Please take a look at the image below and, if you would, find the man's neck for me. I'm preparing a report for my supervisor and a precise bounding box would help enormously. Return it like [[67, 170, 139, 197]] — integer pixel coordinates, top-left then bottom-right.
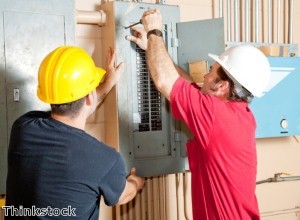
[[51, 113, 86, 130]]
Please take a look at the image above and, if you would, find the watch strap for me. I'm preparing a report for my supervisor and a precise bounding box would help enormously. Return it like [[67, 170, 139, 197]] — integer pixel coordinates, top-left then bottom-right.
[[147, 29, 163, 39]]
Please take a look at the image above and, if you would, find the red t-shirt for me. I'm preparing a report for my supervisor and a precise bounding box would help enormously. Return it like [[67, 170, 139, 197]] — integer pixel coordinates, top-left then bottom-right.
[[170, 77, 260, 220]]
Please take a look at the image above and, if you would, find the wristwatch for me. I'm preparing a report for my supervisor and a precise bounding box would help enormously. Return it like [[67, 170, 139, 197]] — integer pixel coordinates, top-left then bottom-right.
[[147, 29, 163, 39]]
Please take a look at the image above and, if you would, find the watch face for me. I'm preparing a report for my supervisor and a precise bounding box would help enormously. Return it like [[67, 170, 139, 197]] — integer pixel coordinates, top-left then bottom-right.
[[154, 29, 162, 36]]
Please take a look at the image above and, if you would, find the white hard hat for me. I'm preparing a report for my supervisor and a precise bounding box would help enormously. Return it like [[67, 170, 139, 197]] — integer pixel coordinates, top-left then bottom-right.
[[208, 45, 271, 97]]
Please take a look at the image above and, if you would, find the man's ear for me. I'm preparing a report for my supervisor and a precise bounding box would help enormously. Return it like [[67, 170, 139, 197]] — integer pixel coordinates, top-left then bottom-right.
[[210, 80, 228, 91], [213, 80, 230, 98], [85, 93, 93, 106], [219, 80, 230, 91]]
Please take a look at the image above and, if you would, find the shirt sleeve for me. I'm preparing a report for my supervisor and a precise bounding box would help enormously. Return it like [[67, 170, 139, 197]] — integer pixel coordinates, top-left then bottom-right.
[[170, 77, 216, 148], [99, 154, 127, 206]]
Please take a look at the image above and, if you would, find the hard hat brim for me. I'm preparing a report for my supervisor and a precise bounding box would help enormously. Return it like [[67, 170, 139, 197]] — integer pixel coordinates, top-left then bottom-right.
[[97, 67, 106, 83], [208, 53, 245, 95], [208, 53, 234, 82], [208, 53, 223, 68]]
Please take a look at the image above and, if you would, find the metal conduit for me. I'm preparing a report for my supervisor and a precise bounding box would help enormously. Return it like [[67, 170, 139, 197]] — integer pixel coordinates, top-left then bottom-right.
[[289, 0, 294, 44], [183, 172, 191, 220], [268, 0, 273, 43], [227, 0, 231, 41], [255, 0, 260, 42], [261, 207, 300, 218], [256, 173, 300, 185], [76, 10, 107, 26], [234, 0, 239, 41], [277, 0, 281, 43], [224, 0, 294, 45], [219, 0, 223, 17], [245, 0, 250, 42]]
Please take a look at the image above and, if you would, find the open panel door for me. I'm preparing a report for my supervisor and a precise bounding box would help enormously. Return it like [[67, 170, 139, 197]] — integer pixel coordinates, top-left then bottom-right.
[[176, 18, 225, 169]]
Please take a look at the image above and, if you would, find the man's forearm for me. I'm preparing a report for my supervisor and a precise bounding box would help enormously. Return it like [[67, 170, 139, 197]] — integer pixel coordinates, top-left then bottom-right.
[[96, 80, 115, 105], [174, 64, 193, 83], [146, 35, 179, 100], [117, 180, 138, 205]]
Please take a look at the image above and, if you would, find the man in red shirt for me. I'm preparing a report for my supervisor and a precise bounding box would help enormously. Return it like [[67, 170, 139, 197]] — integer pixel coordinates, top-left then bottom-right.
[[126, 9, 271, 220]]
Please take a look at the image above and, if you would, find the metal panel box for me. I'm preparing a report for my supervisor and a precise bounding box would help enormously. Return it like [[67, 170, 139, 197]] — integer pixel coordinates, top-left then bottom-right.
[[250, 57, 300, 138], [100, 1, 185, 177], [0, 0, 75, 194]]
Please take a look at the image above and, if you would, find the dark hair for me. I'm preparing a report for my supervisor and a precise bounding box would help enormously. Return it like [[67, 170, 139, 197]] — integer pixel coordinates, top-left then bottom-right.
[[216, 66, 253, 103], [50, 96, 86, 118]]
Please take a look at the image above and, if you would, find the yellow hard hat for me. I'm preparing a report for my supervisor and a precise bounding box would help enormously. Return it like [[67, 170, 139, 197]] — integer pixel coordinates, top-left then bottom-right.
[[37, 46, 106, 104]]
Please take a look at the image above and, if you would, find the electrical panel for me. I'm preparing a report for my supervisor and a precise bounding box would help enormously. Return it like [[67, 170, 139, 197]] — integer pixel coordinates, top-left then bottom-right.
[[100, 1, 225, 177], [101, 2, 183, 177], [0, 0, 76, 194]]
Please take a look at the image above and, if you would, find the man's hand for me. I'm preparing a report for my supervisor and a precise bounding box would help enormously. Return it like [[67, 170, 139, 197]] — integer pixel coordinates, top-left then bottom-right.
[[127, 167, 145, 190], [117, 167, 145, 205], [125, 26, 148, 50], [104, 47, 124, 86], [96, 47, 124, 105], [141, 9, 163, 32], [125, 9, 163, 50]]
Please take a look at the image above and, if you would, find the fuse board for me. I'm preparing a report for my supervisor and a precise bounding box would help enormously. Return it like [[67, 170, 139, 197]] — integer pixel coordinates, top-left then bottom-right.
[[100, 1, 185, 177]]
